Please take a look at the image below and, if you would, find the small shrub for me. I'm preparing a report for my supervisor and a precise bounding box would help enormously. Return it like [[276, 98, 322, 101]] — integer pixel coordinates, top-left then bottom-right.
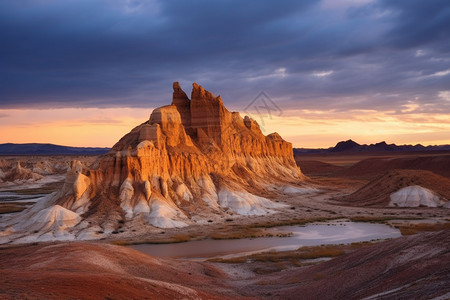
[[111, 240, 129, 246], [170, 235, 191, 243]]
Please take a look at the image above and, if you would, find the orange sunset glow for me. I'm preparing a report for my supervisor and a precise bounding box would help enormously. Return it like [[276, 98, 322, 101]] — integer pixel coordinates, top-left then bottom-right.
[[1, 105, 449, 148], [1, 0, 449, 148]]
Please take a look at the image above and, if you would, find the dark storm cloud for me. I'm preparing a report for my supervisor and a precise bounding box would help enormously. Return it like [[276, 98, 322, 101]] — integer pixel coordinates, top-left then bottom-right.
[[0, 0, 449, 113], [377, 0, 450, 51]]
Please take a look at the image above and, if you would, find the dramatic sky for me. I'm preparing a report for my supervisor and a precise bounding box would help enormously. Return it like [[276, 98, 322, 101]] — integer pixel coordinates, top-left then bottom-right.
[[1, 0, 449, 147]]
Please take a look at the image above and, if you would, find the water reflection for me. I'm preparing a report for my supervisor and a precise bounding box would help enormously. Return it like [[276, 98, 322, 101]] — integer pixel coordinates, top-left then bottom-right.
[[130, 221, 401, 260]]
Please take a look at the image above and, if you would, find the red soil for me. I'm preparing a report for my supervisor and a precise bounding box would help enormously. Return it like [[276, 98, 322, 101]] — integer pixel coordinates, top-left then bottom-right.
[[0, 243, 244, 300], [249, 230, 450, 299], [294, 159, 343, 176], [1, 232, 449, 299]]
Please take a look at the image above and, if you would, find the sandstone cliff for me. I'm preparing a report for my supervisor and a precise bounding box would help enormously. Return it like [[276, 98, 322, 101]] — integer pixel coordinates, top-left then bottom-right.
[[1, 83, 304, 243]]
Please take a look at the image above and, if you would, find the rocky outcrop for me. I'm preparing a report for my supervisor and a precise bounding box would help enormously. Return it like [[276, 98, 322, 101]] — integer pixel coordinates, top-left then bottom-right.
[[1, 82, 304, 242], [0, 158, 75, 185], [2, 162, 43, 182]]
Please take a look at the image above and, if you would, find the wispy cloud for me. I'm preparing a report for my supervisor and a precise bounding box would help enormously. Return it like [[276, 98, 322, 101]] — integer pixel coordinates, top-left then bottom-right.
[[439, 91, 450, 101], [431, 69, 450, 77], [312, 70, 334, 77], [247, 68, 287, 81]]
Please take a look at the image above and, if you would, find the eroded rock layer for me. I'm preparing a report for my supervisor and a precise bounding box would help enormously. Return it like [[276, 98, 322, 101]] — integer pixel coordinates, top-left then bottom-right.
[[1, 82, 304, 242]]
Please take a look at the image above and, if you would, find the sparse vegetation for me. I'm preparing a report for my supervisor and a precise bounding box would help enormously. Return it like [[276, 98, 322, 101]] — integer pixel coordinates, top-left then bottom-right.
[[209, 227, 273, 240], [170, 234, 191, 243], [111, 240, 130, 246], [111, 234, 196, 246], [395, 222, 450, 236], [253, 262, 287, 275], [208, 243, 374, 264], [294, 246, 345, 260], [349, 216, 422, 223], [249, 217, 341, 229]]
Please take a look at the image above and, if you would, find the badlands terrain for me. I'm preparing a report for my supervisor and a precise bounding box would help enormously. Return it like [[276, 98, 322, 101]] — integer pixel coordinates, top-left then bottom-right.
[[0, 83, 449, 299]]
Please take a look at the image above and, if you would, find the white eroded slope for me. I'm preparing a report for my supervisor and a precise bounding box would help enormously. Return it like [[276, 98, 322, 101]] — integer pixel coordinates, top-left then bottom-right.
[[218, 187, 286, 215], [389, 185, 444, 207]]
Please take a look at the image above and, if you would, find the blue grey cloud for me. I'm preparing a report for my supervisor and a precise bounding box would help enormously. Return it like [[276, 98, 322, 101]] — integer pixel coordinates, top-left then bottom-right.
[[0, 0, 449, 113]]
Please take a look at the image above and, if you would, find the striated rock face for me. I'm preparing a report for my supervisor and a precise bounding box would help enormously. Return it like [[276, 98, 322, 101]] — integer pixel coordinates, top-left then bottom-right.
[[1, 83, 304, 242]]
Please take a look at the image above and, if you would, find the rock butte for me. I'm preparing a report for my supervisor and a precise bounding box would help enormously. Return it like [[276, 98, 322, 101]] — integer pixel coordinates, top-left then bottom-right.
[[1, 82, 304, 242]]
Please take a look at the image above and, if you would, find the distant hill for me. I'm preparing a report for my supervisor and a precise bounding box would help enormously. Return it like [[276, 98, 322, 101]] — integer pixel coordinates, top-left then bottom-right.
[[0, 143, 110, 155], [294, 139, 450, 154]]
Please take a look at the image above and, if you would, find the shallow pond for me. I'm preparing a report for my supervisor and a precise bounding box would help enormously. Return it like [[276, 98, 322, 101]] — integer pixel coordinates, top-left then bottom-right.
[[130, 221, 401, 260]]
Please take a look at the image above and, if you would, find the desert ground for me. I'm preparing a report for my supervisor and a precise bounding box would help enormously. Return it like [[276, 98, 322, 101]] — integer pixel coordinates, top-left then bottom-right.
[[1, 150, 449, 299], [2, 0, 450, 297]]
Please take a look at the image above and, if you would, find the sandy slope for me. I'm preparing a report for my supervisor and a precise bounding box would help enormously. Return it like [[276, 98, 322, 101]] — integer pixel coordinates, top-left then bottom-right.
[[240, 230, 450, 299], [337, 169, 450, 207], [293, 159, 343, 176], [0, 242, 244, 300]]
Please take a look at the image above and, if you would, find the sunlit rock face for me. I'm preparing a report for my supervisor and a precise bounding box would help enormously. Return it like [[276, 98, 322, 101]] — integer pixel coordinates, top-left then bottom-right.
[[0, 82, 304, 242]]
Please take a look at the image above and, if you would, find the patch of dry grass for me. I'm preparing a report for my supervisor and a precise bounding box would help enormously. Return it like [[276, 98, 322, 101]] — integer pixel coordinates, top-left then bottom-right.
[[112, 234, 196, 246], [249, 217, 340, 228], [349, 241, 373, 248], [396, 222, 450, 235], [208, 226, 282, 240], [170, 234, 191, 243], [110, 240, 130, 246], [350, 216, 422, 223], [253, 262, 287, 275], [294, 246, 345, 260], [210, 243, 376, 276], [209, 244, 356, 264]]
